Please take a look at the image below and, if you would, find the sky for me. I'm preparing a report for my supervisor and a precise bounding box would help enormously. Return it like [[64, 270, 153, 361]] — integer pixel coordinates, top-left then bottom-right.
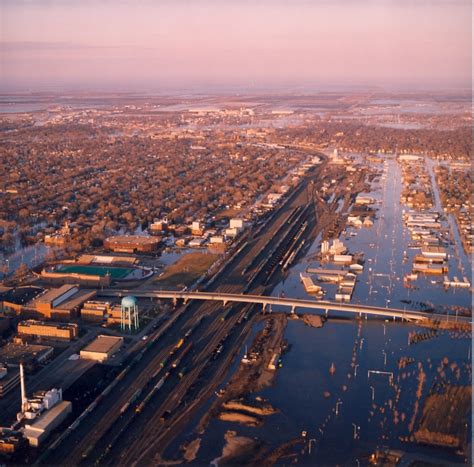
[[0, 0, 471, 92]]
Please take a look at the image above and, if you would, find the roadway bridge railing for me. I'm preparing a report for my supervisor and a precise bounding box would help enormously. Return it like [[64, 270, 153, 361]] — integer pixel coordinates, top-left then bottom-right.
[[100, 290, 471, 323]]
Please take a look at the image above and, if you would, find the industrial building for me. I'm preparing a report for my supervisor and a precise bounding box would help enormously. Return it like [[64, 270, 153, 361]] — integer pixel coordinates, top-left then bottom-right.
[[17, 372, 72, 448], [0, 428, 24, 454], [40, 268, 112, 287], [0, 365, 20, 398], [23, 401, 72, 447], [18, 320, 78, 341], [81, 300, 112, 322], [0, 342, 53, 370], [80, 335, 123, 362], [27, 285, 96, 320], [104, 235, 161, 253]]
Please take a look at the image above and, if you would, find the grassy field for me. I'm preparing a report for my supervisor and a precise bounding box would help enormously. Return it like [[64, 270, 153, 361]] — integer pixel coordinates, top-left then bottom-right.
[[155, 252, 219, 288], [57, 264, 133, 279]]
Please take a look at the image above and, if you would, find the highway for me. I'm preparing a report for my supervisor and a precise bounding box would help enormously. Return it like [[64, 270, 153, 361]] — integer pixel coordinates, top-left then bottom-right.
[[99, 290, 473, 323]]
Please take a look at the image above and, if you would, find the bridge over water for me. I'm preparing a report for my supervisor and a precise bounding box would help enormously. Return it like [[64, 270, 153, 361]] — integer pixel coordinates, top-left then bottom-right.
[[101, 290, 471, 323]]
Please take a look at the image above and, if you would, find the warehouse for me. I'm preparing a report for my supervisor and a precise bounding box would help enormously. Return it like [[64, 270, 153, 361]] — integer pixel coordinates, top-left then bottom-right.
[[80, 335, 123, 362]]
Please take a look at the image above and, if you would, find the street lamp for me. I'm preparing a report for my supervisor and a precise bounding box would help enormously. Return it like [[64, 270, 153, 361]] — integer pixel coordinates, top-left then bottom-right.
[[354, 364, 359, 377], [360, 338, 365, 351], [352, 423, 358, 439], [370, 385, 375, 401], [382, 350, 387, 366], [336, 400, 343, 416]]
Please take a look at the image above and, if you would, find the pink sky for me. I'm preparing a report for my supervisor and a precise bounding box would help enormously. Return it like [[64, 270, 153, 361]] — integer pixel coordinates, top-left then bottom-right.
[[0, 1, 471, 91]]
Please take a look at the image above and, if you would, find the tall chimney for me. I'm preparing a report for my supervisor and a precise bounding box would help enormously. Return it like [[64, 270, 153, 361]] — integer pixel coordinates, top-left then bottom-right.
[[20, 363, 27, 412]]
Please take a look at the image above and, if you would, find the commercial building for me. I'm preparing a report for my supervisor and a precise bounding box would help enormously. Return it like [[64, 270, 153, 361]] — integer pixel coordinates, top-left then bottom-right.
[[80, 335, 123, 362], [18, 320, 78, 341], [104, 235, 161, 253], [23, 400, 72, 447]]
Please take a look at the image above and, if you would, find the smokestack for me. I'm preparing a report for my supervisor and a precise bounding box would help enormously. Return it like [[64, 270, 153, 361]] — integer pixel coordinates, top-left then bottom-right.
[[20, 363, 27, 412]]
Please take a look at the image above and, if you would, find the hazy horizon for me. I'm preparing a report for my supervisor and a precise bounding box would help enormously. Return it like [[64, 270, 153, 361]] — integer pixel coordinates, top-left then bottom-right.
[[0, 0, 472, 92]]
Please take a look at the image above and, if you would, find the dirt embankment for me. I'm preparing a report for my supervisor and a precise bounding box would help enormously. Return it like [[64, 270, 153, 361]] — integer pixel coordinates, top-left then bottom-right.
[[196, 313, 287, 433], [211, 430, 266, 466], [222, 400, 277, 416], [217, 412, 261, 426], [417, 319, 472, 332], [290, 313, 325, 328]]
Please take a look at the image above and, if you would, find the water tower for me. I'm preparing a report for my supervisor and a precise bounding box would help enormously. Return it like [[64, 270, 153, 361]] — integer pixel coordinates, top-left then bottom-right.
[[121, 296, 139, 332]]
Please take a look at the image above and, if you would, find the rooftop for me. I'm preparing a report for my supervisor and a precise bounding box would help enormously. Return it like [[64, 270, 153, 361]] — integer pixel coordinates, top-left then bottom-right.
[[105, 235, 160, 245], [25, 400, 72, 431], [81, 335, 123, 354], [35, 285, 78, 305]]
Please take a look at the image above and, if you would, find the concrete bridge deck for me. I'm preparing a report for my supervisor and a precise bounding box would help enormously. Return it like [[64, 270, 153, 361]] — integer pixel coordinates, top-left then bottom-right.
[[101, 290, 471, 323]]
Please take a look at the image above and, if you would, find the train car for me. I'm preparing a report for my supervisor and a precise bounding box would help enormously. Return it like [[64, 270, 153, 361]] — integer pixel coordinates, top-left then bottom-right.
[[172, 343, 193, 369], [221, 309, 231, 321], [82, 443, 95, 459], [120, 401, 130, 415]]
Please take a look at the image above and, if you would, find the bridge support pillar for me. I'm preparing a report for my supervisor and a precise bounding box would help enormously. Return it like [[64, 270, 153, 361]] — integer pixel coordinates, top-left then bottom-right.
[[325, 309, 328, 317], [291, 306, 295, 314], [223, 300, 228, 307], [172, 297, 177, 307], [262, 303, 266, 314]]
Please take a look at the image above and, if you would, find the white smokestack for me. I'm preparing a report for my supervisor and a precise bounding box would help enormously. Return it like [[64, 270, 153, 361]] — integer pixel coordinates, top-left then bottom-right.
[[20, 363, 27, 412]]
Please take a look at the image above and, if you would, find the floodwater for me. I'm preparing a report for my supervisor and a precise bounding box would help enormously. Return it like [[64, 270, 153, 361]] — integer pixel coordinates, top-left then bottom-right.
[[188, 155, 472, 465]]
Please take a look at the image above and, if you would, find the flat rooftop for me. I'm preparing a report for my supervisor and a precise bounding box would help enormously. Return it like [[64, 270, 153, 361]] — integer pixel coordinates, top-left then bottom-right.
[[54, 290, 97, 311], [105, 235, 160, 245], [81, 335, 123, 354], [0, 343, 53, 365], [26, 400, 72, 431], [0, 286, 44, 305], [35, 284, 78, 305]]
